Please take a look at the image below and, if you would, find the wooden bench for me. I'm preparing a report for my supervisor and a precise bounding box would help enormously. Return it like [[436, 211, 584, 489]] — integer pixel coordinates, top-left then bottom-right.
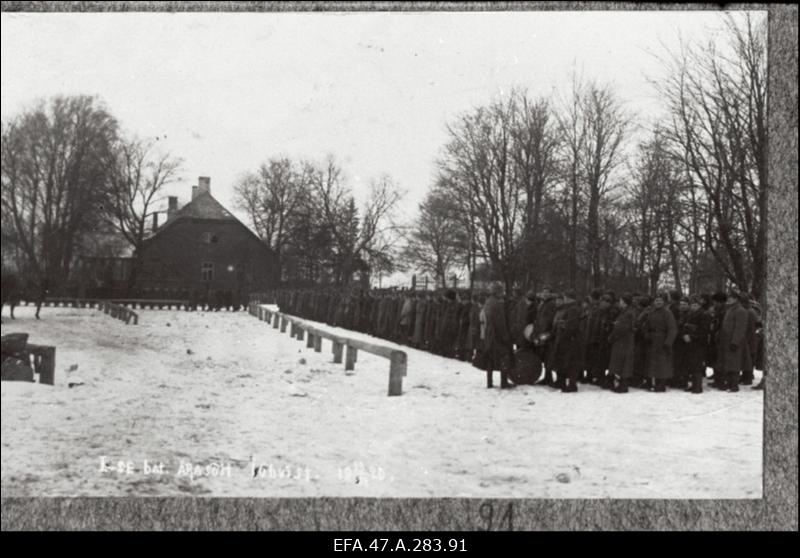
[[101, 301, 139, 325], [249, 303, 407, 396]]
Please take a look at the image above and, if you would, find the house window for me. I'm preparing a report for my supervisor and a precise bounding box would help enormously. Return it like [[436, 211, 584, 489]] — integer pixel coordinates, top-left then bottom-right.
[[201, 261, 214, 281], [201, 232, 219, 244]]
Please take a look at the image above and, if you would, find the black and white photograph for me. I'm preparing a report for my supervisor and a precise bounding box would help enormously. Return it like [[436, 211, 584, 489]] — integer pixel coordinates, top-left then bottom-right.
[[1, 7, 775, 504]]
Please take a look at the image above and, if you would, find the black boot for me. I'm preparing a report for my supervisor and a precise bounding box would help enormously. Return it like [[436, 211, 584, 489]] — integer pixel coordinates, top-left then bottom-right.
[[561, 377, 578, 393], [612, 376, 628, 393], [726, 372, 740, 392], [500, 370, 513, 389]]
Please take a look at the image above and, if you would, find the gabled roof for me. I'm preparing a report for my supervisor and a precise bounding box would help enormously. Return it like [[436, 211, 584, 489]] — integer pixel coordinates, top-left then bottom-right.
[[162, 190, 237, 225], [144, 191, 272, 254]]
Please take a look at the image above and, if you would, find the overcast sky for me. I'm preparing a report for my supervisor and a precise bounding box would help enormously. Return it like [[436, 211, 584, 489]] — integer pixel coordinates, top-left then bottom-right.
[[1, 10, 764, 226]]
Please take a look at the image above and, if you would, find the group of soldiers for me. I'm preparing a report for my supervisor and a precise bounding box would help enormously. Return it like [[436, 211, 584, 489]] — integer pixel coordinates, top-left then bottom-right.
[[272, 283, 765, 394]]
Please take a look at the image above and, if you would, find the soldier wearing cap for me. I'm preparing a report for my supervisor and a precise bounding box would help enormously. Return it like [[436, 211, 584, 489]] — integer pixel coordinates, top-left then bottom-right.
[[534, 285, 558, 385], [483, 282, 513, 389], [642, 292, 678, 392], [716, 291, 750, 392], [551, 290, 583, 392], [608, 293, 637, 393], [682, 295, 713, 393]]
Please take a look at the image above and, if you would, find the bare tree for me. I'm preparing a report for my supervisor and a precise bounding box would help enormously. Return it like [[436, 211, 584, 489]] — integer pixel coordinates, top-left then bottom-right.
[[103, 135, 182, 290], [308, 156, 404, 286], [656, 13, 768, 299], [580, 82, 630, 288], [402, 184, 468, 288], [439, 96, 524, 291], [623, 130, 684, 294], [233, 157, 311, 280], [1, 95, 119, 289], [509, 89, 562, 287]]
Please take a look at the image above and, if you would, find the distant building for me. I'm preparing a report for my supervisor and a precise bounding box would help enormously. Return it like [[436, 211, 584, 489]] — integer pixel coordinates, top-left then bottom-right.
[[135, 176, 277, 298]]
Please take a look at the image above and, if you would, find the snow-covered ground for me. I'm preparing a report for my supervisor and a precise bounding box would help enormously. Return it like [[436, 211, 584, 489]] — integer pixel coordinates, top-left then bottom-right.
[[1, 304, 762, 498]]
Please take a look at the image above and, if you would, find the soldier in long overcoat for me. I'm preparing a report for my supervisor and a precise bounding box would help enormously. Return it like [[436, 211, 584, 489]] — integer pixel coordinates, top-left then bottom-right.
[[608, 294, 637, 392], [483, 283, 513, 389], [671, 296, 691, 389], [716, 292, 750, 392], [739, 297, 759, 385], [642, 293, 678, 391], [682, 296, 713, 393], [437, 291, 460, 357], [424, 294, 440, 352], [399, 293, 416, 344], [467, 293, 483, 366], [412, 292, 427, 348], [551, 291, 583, 392], [534, 287, 559, 385]]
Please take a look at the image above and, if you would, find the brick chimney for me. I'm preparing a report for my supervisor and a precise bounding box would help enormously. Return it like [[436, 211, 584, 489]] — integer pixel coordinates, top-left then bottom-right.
[[167, 196, 178, 219], [152, 212, 160, 232], [198, 176, 211, 195]]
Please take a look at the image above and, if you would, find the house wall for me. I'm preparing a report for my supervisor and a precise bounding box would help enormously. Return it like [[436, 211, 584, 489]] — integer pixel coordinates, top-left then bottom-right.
[[137, 218, 277, 296]]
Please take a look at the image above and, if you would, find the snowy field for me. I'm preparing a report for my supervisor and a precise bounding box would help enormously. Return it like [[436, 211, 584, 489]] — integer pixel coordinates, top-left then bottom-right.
[[1, 304, 762, 498]]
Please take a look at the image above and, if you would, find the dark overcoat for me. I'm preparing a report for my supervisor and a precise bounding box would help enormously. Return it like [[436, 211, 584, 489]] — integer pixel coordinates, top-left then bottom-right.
[[608, 305, 637, 378], [483, 295, 512, 366], [682, 309, 712, 376], [412, 299, 427, 345], [643, 306, 678, 379], [716, 302, 749, 372], [551, 301, 583, 373]]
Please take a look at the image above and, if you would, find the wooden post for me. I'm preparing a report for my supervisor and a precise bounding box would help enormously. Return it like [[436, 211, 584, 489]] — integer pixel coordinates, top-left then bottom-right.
[[132, 313, 139, 325], [306, 332, 315, 348], [332, 341, 343, 364], [28, 345, 55, 386], [297, 327, 304, 341], [273, 314, 280, 329], [280, 317, 287, 333], [388, 351, 407, 396], [345, 345, 357, 371], [314, 335, 322, 352]]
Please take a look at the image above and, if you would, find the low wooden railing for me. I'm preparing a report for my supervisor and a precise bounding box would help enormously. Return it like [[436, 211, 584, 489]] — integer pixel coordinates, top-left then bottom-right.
[[101, 301, 139, 325], [248, 303, 407, 397], [25, 297, 191, 310]]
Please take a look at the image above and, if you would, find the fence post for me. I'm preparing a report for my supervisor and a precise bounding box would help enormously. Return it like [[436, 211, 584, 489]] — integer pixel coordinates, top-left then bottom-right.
[[307, 332, 315, 349], [273, 314, 280, 329], [332, 341, 343, 364], [314, 335, 322, 352], [345, 345, 357, 371], [38, 347, 56, 386], [388, 351, 407, 396], [297, 327, 304, 341], [280, 317, 288, 333]]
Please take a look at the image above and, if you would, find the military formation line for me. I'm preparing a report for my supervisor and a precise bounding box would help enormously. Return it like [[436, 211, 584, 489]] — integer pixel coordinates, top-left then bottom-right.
[[264, 284, 764, 394]]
